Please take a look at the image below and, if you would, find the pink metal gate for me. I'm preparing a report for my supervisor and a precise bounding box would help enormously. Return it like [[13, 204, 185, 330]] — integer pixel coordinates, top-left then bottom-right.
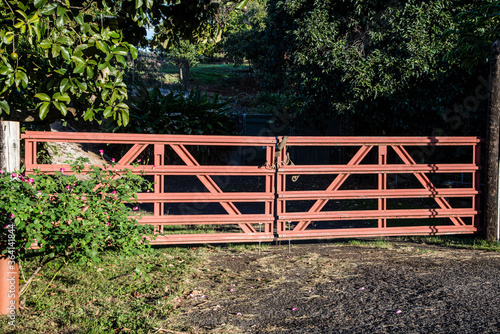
[[22, 132, 275, 244], [22, 132, 481, 244], [275, 136, 481, 240]]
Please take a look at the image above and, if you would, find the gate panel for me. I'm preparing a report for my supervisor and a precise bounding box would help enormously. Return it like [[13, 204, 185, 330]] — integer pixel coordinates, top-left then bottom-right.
[[22, 132, 276, 244], [276, 137, 481, 240]]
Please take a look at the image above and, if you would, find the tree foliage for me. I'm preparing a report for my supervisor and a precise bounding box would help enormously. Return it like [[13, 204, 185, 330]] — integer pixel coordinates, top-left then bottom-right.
[[0, 0, 219, 125], [259, 0, 498, 135]]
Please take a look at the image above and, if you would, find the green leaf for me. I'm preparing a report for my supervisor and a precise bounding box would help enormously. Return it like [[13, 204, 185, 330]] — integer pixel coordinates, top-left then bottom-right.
[[15, 10, 28, 21], [73, 63, 86, 74], [55, 36, 73, 45], [28, 13, 39, 24], [121, 109, 130, 126], [56, 15, 65, 28], [60, 47, 70, 60], [86, 66, 94, 78], [135, 0, 143, 10], [34, 93, 51, 102], [0, 100, 10, 114], [103, 106, 113, 117], [98, 62, 109, 71], [115, 55, 126, 67], [96, 40, 109, 53], [38, 102, 50, 119], [112, 46, 129, 56], [74, 13, 84, 26], [39, 39, 52, 49], [19, 71, 28, 88], [51, 43, 61, 58], [0, 67, 12, 75], [52, 101, 67, 116], [73, 44, 88, 56], [60, 78, 69, 92], [34, 0, 47, 8], [13, 21, 25, 29], [40, 3, 57, 15], [129, 46, 138, 59], [53, 92, 71, 102], [74, 79, 87, 91], [71, 56, 85, 64]]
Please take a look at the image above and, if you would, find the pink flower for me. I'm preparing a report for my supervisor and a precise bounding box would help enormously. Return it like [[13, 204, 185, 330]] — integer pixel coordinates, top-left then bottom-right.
[[396, 310, 402, 314], [39, 212, 43, 215], [292, 307, 298, 311], [4, 225, 8, 228], [0, 169, 3, 174], [66, 185, 71, 190], [60, 168, 65, 173], [359, 287, 365, 290], [106, 222, 110, 226], [231, 284, 235, 286], [229, 289, 233, 292], [111, 190, 117, 195], [137, 159, 141, 162], [10, 213, 14, 218], [104, 212, 107, 214], [133, 206, 138, 211], [250, 287, 254, 289], [111, 158, 115, 162], [11, 173, 17, 178], [99, 149, 104, 154], [28, 178, 34, 184], [236, 312, 242, 316]]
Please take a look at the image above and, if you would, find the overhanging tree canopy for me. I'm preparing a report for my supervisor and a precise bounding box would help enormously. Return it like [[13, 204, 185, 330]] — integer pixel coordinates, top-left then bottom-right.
[[0, 0, 220, 125]]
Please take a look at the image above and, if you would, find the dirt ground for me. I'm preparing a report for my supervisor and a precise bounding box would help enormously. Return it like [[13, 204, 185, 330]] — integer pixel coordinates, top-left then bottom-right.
[[172, 241, 500, 334]]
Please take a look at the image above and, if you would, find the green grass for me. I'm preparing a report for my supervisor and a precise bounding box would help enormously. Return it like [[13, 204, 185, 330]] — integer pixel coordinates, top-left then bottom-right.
[[1, 247, 206, 333], [397, 235, 500, 252], [161, 63, 250, 87], [341, 235, 500, 252]]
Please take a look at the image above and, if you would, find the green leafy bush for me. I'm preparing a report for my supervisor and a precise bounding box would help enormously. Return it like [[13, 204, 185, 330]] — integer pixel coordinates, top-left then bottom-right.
[[0, 157, 154, 294], [125, 86, 234, 135]]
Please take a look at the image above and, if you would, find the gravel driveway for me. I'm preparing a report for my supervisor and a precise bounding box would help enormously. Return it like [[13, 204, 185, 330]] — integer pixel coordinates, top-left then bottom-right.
[[172, 241, 500, 334]]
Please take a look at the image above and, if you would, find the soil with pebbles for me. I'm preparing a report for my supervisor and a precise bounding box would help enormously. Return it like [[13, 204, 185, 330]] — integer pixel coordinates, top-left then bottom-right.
[[173, 241, 500, 333]]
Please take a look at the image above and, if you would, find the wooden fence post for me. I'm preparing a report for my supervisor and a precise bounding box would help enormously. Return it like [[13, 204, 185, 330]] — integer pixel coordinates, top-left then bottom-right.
[[0, 120, 20, 317], [485, 40, 500, 243]]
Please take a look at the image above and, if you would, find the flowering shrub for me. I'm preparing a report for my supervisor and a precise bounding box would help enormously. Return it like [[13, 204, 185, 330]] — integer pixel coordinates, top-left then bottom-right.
[[0, 157, 154, 270]]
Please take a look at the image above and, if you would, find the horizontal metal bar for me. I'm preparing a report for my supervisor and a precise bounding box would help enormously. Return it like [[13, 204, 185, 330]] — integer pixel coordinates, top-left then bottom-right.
[[278, 188, 479, 200], [25, 164, 274, 175], [276, 225, 477, 239], [137, 192, 274, 202], [148, 233, 274, 245], [278, 164, 479, 174], [283, 136, 481, 146], [279, 208, 478, 221], [139, 214, 274, 225], [22, 132, 276, 146]]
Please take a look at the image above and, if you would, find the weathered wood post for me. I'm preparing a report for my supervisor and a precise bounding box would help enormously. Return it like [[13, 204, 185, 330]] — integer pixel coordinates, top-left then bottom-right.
[[485, 40, 500, 243], [0, 120, 20, 318]]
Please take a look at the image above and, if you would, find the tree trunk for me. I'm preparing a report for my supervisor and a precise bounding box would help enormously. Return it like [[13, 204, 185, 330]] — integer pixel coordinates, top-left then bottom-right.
[[485, 40, 500, 242], [179, 62, 190, 91]]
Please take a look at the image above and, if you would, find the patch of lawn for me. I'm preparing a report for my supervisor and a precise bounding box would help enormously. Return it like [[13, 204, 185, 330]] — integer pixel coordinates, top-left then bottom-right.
[[0, 247, 205, 333]]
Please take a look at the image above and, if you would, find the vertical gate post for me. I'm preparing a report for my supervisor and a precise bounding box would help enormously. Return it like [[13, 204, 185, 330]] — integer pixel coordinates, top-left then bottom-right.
[[0, 120, 20, 316], [154, 144, 165, 234], [485, 40, 500, 243], [378, 145, 387, 228]]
